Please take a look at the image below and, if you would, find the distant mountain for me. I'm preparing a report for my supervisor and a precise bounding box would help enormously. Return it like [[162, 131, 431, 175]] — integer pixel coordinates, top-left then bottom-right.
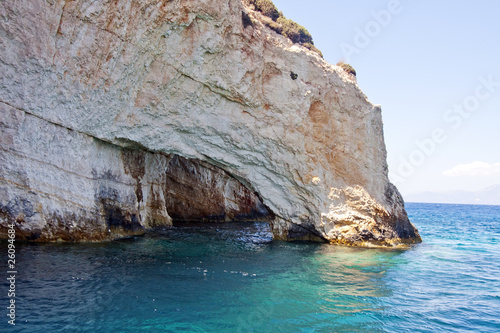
[[405, 185, 500, 206]]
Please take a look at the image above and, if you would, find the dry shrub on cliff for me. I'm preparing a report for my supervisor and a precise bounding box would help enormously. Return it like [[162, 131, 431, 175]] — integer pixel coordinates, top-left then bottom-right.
[[260, 15, 282, 34], [302, 43, 323, 58], [276, 16, 313, 45], [336, 61, 357, 76], [243, 0, 321, 57]]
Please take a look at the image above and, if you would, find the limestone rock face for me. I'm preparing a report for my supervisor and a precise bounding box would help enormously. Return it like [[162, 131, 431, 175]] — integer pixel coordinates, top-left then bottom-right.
[[0, 104, 268, 241], [0, 0, 421, 246]]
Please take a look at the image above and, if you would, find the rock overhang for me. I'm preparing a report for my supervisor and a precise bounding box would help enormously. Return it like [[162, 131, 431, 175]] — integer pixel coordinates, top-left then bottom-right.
[[0, 0, 421, 246]]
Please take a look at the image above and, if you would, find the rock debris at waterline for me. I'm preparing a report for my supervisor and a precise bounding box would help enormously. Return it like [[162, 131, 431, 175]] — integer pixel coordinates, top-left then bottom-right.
[[0, 0, 421, 246]]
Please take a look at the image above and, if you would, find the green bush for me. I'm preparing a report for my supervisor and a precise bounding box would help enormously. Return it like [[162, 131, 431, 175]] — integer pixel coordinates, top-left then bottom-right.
[[256, 0, 280, 20], [298, 26, 313, 45], [276, 17, 312, 45], [244, 0, 321, 57], [276, 16, 299, 43], [337, 62, 357, 76], [245, 0, 280, 20]]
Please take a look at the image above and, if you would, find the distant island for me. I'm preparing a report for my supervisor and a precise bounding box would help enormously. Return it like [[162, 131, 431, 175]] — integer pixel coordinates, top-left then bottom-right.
[[405, 185, 500, 206]]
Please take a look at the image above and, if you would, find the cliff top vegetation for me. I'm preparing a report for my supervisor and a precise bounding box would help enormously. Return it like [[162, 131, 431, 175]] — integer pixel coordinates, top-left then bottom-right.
[[243, 0, 323, 57]]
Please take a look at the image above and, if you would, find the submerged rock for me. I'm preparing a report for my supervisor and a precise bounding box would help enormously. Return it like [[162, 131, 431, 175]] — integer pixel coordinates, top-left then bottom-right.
[[0, 0, 420, 246]]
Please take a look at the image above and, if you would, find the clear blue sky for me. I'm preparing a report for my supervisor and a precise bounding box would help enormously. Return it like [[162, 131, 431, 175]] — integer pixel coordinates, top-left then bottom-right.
[[272, 0, 500, 196]]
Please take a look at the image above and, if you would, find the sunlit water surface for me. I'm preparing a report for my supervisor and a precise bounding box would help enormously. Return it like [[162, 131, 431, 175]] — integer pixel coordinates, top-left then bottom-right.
[[1, 203, 499, 332]]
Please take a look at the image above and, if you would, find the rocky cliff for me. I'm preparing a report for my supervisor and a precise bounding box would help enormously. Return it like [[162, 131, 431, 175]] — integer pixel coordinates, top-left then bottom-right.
[[0, 0, 421, 246]]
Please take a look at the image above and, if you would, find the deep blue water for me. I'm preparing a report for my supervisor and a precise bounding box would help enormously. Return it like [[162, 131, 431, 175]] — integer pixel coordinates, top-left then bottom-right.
[[1, 203, 499, 332]]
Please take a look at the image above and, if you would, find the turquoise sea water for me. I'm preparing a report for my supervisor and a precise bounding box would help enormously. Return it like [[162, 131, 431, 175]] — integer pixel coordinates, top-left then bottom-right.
[[1, 203, 499, 332]]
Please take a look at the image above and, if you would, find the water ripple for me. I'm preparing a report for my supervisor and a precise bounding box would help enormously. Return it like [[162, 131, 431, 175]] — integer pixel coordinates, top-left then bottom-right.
[[1, 205, 499, 332]]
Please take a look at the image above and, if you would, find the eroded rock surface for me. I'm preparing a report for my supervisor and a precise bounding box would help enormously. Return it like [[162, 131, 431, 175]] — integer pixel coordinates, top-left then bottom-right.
[[0, 0, 421, 246], [0, 104, 267, 241]]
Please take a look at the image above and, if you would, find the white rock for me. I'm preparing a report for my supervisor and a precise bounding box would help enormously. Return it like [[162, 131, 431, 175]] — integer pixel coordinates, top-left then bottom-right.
[[0, 0, 420, 246]]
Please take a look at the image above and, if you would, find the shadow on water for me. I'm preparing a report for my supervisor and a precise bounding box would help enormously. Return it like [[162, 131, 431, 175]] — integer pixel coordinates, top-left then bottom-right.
[[1, 221, 409, 333]]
